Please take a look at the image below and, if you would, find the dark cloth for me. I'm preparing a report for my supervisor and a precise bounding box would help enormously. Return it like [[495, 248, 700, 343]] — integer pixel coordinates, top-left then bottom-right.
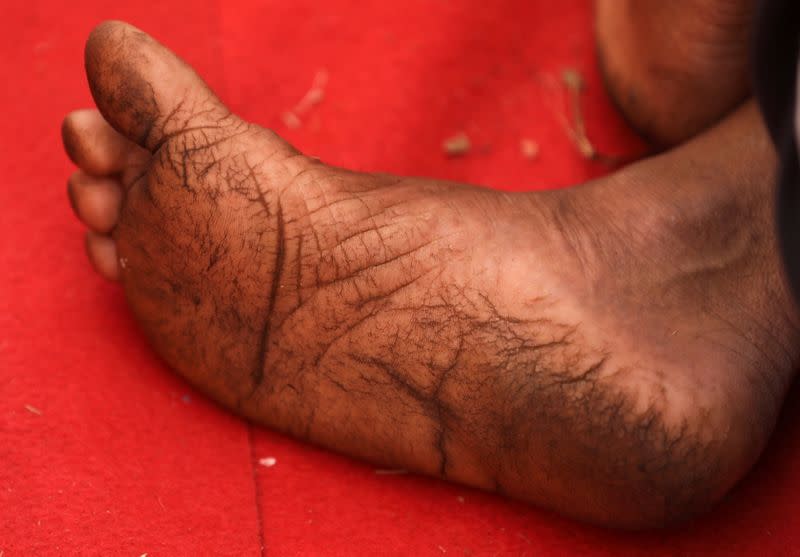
[[754, 0, 800, 298]]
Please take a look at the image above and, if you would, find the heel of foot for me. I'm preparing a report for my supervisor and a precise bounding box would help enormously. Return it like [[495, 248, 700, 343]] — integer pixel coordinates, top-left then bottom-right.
[[595, 0, 752, 146]]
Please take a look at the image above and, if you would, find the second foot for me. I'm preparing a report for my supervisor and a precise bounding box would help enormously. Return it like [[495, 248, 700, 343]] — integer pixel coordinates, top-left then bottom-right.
[[596, 0, 755, 146]]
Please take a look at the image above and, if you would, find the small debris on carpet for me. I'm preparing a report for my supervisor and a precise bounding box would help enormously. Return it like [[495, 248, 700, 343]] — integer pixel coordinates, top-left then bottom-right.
[[520, 138, 539, 160], [282, 111, 302, 129], [560, 68, 621, 165], [456, 496, 465, 503], [140, 553, 148, 557], [282, 69, 328, 129], [443, 133, 471, 157], [259, 457, 277, 468], [561, 68, 593, 159], [561, 68, 583, 92], [374, 469, 408, 475], [438, 545, 447, 553], [24, 404, 42, 416], [119, 257, 128, 269], [181, 393, 192, 404]]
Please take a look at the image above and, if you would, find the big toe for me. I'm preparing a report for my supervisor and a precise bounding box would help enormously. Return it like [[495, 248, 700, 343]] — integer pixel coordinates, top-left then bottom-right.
[[84, 20, 235, 152]]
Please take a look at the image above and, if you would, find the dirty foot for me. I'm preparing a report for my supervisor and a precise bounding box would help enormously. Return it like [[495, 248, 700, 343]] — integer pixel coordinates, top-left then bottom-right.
[[63, 21, 798, 528]]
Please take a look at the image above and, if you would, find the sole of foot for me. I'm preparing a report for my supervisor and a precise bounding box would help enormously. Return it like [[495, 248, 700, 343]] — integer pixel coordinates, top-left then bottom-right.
[[63, 21, 798, 528]]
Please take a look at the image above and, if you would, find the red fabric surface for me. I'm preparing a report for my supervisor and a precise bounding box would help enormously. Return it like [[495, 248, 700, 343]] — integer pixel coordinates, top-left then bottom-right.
[[2, 0, 800, 555]]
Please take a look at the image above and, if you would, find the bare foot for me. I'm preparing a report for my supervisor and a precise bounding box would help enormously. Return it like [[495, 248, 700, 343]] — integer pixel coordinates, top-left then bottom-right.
[[63, 21, 798, 528], [596, 0, 755, 146]]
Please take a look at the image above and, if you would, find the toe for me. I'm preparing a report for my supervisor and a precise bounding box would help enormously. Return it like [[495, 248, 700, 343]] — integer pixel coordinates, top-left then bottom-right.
[[68, 170, 123, 234], [85, 231, 121, 281], [62, 109, 145, 176], [84, 20, 235, 152]]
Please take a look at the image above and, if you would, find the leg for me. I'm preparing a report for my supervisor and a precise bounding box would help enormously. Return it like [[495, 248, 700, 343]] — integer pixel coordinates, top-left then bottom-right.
[[63, 22, 799, 528]]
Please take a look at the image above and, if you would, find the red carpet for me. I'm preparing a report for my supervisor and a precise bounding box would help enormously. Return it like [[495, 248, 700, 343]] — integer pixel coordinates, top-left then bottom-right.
[[3, 1, 800, 555]]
